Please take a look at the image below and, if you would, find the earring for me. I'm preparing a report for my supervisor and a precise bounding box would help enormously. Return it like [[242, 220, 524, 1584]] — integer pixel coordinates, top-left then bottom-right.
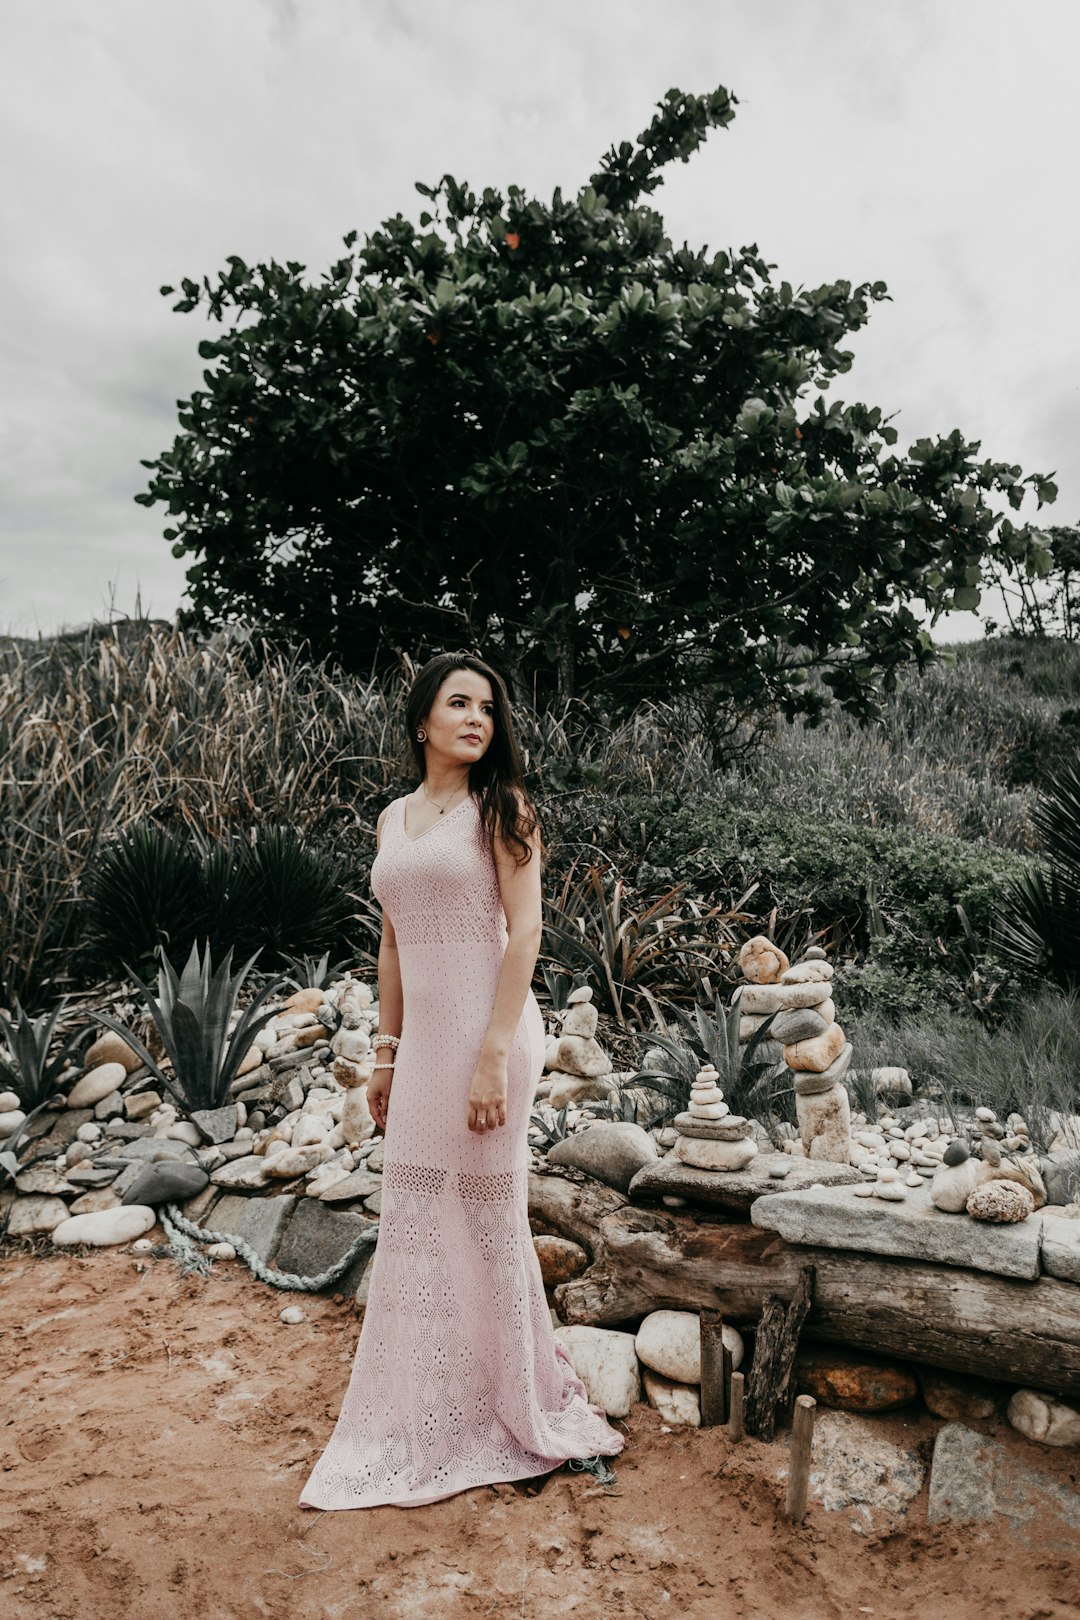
[[416, 729, 426, 741]]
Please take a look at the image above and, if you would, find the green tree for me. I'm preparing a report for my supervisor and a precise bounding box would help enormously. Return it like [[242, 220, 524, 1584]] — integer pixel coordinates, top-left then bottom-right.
[[141, 85, 1055, 719], [987, 523, 1080, 641]]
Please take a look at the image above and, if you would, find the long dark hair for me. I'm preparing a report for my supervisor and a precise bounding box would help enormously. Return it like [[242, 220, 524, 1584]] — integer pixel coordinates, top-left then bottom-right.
[[404, 651, 541, 866]]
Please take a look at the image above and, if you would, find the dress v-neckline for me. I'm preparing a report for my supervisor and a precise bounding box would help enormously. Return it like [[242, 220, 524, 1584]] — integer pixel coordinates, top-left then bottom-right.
[[400, 792, 473, 844]]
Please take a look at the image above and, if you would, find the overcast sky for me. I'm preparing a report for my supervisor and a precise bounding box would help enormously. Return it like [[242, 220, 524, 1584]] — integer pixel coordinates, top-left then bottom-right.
[[1, 0, 1077, 642]]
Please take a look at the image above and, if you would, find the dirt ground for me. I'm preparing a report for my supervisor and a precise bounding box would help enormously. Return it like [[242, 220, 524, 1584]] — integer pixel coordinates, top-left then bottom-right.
[[2, 1236, 1078, 1620]]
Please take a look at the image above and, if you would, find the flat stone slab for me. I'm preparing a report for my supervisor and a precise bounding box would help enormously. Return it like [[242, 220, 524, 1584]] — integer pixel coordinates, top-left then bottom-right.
[[928, 1422, 1080, 1542], [1041, 1215, 1080, 1283], [628, 1152, 860, 1213], [196, 1192, 299, 1262], [318, 1168, 383, 1204], [751, 1181, 1043, 1279], [274, 1199, 377, 1293]]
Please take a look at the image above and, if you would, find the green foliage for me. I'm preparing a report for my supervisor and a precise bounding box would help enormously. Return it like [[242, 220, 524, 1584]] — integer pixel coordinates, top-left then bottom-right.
[[90, 939, 285, 1129], [630, 993, 789, 1133], [143, 86, 1052, 717], [530, 1103, 571, 1147], [0, 999, 92, 1180], [79, 820, 362, 981], [987, 523, 1080, 642], [280, 951, 351, 992]]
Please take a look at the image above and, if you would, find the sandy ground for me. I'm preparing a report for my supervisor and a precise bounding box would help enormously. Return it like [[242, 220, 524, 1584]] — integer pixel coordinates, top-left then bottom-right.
[[2, 1235, 1079, 1620]]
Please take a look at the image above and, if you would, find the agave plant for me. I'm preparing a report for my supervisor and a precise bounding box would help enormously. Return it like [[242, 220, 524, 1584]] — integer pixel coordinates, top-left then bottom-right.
[[89, 938, 286, 1132], [0, 998, 92, 1180], [629, 994, 785, 1128], [530, 1103, 571, 1148], [541, 859, 727, 1031], [280, 951, 352, 992], [996, 754, 1080, 989]]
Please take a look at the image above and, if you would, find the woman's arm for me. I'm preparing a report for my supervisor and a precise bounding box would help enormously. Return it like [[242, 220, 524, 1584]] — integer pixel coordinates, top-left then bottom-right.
[[467, 795, 543, 1132], [369, 805, 403, 1132]]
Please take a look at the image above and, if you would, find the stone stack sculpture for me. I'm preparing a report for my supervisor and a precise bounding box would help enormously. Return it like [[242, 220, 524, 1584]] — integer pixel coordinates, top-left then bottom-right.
[[543, 986, 614, 1109], [668, 1064, 758, 1172], [734, 939, 852, 1165]]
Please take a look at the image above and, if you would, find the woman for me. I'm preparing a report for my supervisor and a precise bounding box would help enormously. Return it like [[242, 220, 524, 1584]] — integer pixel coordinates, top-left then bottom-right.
[[299, 651, 625, 1509]]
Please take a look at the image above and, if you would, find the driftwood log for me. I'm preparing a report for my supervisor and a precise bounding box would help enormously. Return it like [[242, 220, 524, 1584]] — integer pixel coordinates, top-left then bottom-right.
[[743, 1265, 814, 1440], [528, 1170, 1080, 1398]]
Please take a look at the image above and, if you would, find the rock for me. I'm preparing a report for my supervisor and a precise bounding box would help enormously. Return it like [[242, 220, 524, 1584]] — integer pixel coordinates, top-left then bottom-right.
[[671, 1134, 758, 1172], [533, 1235, 590, 1288], [1041, 1212, 1080, 1283], [796, 1082, 851, 1164], [738, 935, 790, 984], [546, 1073, 615, 1110], [7, 1194, 72, 1234], [279, 1304, 307, 1324], [547, 1122, 660, 1193], [943, 1139, 970, 1166], [549, 1034, 613, 1080], [284, 987, 325, 1013], [274, 1200, 377, 1295], [872, 1067, 912, 1101], [635, 1308, 743, 1384], [1007, 1388, 1080, 1448], [780, 960, 834, 985], [84, 1032, 142, 1073], [124, 1090, 163, 1122], [966, 1181, 1035, 1223], [738, 1013, 774, 1041], [930, 1156, 979, 1214], [629, 1152, 859, 1212], [798, 1410, 925, 1526], [67, 1063, 128, 1109], [752, 1181, 1044, 1279], [0, 1090, 21, 1110], [1040, 1150, 1080, 1206], [919, 1368, 1000, 1426], [14, 1164, 75, 1196], [199, 1192, 296, 1260], [784, 1022, 846, 1074], [642, 1368, 701, 1426], [263, 1143, 335, 1179], [795, 1347, 917, 1412], [165, 1121, 204, 1148], [561, 994, 599, 1040], [317, 1168, 383, 1204], [64, 1163, 120, 1188], [792, 1044, 852, 1094], [209, 1154, 273, 1190], [738, 981, 832, 1015], [52, 1205, 157, 1247], [0, 1109, 27, 1139], [119, 1161, 210, 1206], [672, 1112, 737, 1139], [553, 1325, 640, 1418], [68, 1188, 123, 1215], [929, 1422, 1080, 1536], [771, 1007, 830, 1045], [186, 1104, 237, 1145]]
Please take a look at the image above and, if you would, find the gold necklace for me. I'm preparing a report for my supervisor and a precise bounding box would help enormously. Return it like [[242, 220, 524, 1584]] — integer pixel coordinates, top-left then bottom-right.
[[421, 780, 466, 814]]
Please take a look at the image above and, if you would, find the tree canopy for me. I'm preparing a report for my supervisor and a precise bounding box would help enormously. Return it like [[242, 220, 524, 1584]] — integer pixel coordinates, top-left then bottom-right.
[[141, 85, 1056, 719]]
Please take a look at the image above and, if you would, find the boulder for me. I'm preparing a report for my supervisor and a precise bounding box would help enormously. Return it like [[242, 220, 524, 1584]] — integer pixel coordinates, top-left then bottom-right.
[[67, 1063, 128, 1109], [553, 1324, 640, 1417], [795, 1082, 851, 1164], [966, 1181, 1035, 1223], [635, 1308, 743, 1384], [547, 1122, 659, 1192], [670, 1134, 757, 1172], [52, 1205, 157, 1247], [7, 1194, 72, 1234], [533, 1234, 590, 1288], [1007, 1389, 1080, 1448], [84, 1031, 142, 1073], [642, 1368, 700, 1426], [795, 1347, 917, 1412]]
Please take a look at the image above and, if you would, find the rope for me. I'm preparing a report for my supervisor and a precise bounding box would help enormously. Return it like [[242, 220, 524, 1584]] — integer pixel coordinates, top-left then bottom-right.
[[159, 1204, 378, 1291], [568, 1454, 618, 1486]]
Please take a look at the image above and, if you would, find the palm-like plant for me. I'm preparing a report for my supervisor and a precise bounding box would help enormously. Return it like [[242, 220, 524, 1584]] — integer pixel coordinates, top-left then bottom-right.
[[541, 859, 727, 1030], [630, 994, 786, 1129], [280, 950, 352, 992], [997, 754, 1080, 989], [0, 998, 92, 1180], [89, 939, 286, 1135]]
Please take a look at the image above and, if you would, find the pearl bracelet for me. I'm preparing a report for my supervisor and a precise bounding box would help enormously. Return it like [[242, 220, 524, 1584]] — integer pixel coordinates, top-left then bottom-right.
[[371, 1061, 395, 1071], [372, 1034, 400, 1051]]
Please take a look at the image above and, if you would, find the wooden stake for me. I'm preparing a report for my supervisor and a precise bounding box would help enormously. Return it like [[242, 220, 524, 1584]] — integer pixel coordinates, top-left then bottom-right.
[[727, 1370, 745, 1442], [699, 1307, 729, 1426], [785, 1394, 816, 1523], [744, 1264, 814, 1441]]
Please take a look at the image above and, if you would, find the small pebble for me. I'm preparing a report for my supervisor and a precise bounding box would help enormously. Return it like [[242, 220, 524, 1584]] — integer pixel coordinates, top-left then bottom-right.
[[132, 1238, 155, 1253], [975, 1107, 996, 1122], [769, 1163, 792, 1179], [853, 1184, 875, 1198], [207, 1242, 236, 1260], [280, 1305, 306, 1325], [905, 1173, 922, 1187]]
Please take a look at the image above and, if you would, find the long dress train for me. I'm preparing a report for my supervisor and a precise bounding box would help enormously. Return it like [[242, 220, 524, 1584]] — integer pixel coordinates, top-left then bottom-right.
[[298, 791, 625, 1509]]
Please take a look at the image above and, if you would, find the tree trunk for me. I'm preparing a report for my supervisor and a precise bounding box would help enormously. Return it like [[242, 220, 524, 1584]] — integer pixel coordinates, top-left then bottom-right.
[[528, 1171, 1080, 1397]]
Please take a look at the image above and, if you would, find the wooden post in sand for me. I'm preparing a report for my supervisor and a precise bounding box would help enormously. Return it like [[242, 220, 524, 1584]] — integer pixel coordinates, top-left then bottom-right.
[[699, 1307, 731, 1426], [727, 1371, 745, 1443], [785, 1394, 816, 1523]]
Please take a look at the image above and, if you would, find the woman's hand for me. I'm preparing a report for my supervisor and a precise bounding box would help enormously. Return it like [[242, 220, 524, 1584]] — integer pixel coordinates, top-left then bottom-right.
[[367, 1067, 393, 1132], [467, 1052, 508, 1133]]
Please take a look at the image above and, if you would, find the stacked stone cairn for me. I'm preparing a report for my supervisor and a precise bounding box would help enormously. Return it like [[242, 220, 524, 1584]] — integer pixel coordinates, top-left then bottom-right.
[[734, 937, 852, 1165], [668, 1063, 758, 1172], [541, 986, 615, 1110]]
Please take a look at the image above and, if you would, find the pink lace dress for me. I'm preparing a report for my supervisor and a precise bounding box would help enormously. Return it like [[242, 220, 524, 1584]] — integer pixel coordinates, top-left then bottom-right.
[[298, 791, 625, 1509]]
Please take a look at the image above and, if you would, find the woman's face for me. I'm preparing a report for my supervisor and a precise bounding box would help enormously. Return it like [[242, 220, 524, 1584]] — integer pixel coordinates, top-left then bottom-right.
[[422, 668, 495, 766]]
